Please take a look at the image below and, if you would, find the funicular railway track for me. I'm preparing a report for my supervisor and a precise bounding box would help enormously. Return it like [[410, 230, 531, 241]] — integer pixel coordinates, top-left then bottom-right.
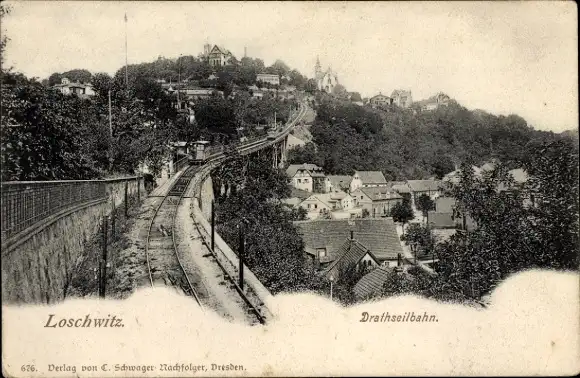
[[145, 166, 203, 307], [143, 102, 308, 318]]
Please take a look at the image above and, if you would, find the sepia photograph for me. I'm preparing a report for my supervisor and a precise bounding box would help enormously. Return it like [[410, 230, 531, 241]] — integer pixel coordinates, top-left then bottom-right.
[[1, 1, 579, 376]]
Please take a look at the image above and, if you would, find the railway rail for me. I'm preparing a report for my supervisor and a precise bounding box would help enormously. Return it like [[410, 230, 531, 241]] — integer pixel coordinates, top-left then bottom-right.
[[142, 102, 308, 320], [144, 166, 203, 307]]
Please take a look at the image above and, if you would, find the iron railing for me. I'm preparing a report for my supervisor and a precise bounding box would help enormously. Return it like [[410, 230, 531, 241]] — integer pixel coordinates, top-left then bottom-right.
[[1, 177, 140, 241]]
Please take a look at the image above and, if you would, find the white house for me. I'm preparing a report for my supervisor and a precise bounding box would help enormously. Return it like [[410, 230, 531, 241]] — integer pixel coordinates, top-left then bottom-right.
[[350, 171, 388, 192], [286, 163, 329, 193]]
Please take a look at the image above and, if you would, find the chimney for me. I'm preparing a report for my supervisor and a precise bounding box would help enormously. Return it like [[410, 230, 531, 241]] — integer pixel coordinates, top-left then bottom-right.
[[394, 253, 404, 274]]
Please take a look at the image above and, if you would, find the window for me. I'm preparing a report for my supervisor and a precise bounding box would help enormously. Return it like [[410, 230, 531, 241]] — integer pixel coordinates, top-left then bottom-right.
[[361, 196, 363, 200], [314, 204, 318, 209], [297, 179, 301, 183], [317, 248, 326, 258]]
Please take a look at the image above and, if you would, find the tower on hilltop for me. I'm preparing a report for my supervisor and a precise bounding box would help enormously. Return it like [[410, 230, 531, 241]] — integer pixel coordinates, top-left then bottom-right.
[[203, 39, 211, 57], [315, 56, 322, 80]]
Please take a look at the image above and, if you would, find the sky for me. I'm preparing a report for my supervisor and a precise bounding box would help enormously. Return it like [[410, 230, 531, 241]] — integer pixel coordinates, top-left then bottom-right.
[[2, 1, 578, 132]]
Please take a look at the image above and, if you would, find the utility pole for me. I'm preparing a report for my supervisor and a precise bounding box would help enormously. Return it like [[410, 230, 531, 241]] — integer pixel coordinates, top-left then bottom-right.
[[108, 90, 113, 137], [238, 223, 245, 290], [211, 200, 215, 251], [124, 13, 128, 88], [108, 90, 113, 171], [177, 54, 182, 110], [99, 216, 108, 298]]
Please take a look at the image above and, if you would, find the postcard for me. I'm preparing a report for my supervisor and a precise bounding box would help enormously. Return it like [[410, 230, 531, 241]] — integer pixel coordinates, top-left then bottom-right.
[[1, 1, 578, 377]]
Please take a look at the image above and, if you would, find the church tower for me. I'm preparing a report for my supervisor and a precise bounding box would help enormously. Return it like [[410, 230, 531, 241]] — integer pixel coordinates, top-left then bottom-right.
[[315, 56, 322, 80]]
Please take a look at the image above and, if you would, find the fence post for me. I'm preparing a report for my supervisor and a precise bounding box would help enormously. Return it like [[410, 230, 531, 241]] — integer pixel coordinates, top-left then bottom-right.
[[99, 216, 108, 298], [124, 181, 128, 217]]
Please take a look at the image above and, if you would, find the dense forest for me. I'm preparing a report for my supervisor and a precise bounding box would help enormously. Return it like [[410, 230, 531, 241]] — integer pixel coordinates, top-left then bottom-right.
[[288, 94, 567, 180]]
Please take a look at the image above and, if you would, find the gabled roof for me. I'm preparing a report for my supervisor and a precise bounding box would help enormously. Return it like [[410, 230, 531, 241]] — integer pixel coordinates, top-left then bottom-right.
[[406, 180, 442, 192], [391, 183, 411, 194], [301, 195, 333, 209], [290, 187, 312, 200], [328, 175, 352, 189], [358, 187, 403, 201], [370, 94, 391, 101], [294, 218, 404, 261], [353, 267, 393, 300], [322, 238, 379, 279], [286, 163, 324, 178], [210, 45, 232, 55], [355, 171, 387, 184]]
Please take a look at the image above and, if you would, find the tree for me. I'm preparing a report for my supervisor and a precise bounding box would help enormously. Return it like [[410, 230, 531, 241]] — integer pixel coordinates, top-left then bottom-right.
[[401, 223, 434, 257], [0, 4, 10, 69], [1, 74, 100, 180], [213, 154, 316, 294], [350, 92, 362, 102], [415, 193, 435, 221], [390, 198, 414, 228], [193, 94, 237, 141]]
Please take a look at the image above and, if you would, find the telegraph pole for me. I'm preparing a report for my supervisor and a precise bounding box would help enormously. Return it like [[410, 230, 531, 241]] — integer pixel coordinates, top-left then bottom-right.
[[108, 90, 113, 137], [177, 54, 182, 110], [108, 89, 113, 171], [211, 200, 215, 251], [238, 223, 245, 290]]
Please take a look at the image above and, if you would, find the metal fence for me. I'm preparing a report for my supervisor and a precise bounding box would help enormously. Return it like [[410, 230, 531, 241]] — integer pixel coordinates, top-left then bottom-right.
[[1, 178, 139, 242]]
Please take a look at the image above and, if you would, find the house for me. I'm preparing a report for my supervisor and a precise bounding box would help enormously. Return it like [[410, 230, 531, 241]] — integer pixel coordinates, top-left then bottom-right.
[[208, 45, 234, 67], [350, 187, 403, 217], [314, 190, 355, 211], [328, 175, 352, 193], [183, 88, 221, 100], [286, 134, 306, 149], [294, 218, 405, 269], [298, 195, 333, 219], [286, 163, 330, 193], [420, 92, 450, 112], [406, 180, 443, 202], [350, 170, 388, 192], [256, 73, 280, 86], [52, 77, 95, 98], [369, 93, 392, 108], [322, 236, 380, 281], [391, 89, 413, 108]]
